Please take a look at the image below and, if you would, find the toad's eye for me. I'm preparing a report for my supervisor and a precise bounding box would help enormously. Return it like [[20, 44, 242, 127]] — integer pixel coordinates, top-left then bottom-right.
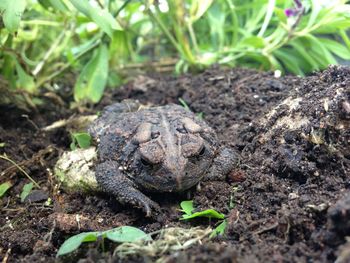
[[199, 146, 206, 156], [176, 127, 187, 134], [151, 131, 160, 139], [141, 157, 153, 166]]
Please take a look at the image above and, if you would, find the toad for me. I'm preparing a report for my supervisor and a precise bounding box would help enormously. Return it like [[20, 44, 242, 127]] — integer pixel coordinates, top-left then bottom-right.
[[88, 100, 235, 216]]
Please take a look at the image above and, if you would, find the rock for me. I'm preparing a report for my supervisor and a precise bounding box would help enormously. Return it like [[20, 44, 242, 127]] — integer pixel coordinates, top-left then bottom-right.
[[54, 147, 99, 192]]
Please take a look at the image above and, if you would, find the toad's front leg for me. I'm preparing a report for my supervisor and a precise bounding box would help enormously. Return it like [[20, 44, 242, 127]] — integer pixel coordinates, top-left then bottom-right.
[[205, 147, 238, 181], [96, 160, 160, 217]]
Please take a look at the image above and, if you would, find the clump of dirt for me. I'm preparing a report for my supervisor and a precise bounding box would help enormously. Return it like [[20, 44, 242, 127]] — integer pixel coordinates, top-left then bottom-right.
[[0, 66, 349, 262]]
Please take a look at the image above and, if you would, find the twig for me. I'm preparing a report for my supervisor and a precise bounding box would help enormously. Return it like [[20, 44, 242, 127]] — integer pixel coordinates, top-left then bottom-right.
[[0, 155, 40, 188], [114, 0, 133, 17], [2, 248, 11, 263]]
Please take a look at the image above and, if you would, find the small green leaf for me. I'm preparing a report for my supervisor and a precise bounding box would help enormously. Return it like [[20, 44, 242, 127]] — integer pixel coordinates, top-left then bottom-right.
[[71, 133, 91, 149], [178, 98, 190, 111], [74, 44, 109, 103], [56, 232, 99, 257], [180, 200, 225, 220], [210, 219, 227, 238], [180, 200, 194, 215], [0, 182, 12, 197], [70, 141, 76, 150], [15, 61, 36, 93], [57, 226, 151, 257], [0, 142, 5, 148], [38, 0, 69, 12], [181, 209, 225, 220], [20, 182, 33, 202], [274, 7, 287, 23], [190, 0, 214, 22], [274, 49, 304, 76], [69, 0, 122, 38], [241, 36, 265, 48], [290, 40, 320, 71], [105, 226, 152, 242], [321, 38, 350, 60], [0, 0, 26, 33]]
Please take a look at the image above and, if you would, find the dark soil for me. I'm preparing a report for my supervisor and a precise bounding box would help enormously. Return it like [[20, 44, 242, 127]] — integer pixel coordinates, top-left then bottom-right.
[[0, 66, 349, 263]]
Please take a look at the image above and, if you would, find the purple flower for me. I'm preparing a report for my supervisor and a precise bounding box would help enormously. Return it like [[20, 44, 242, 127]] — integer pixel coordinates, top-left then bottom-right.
[[284, 8, 297, 17], [284, 0, 304, 17]]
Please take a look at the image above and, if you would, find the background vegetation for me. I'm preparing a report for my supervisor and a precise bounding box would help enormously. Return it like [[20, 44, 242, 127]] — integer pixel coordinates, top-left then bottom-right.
[[1, 0, 350, 108]]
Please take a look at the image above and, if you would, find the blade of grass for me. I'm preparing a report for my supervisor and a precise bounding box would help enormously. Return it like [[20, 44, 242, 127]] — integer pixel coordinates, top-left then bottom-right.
[[0, 155, 40, 188]]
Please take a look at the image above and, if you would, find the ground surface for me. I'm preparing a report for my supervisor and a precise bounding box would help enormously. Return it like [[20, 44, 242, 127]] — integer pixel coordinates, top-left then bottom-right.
[[0, 66, 349, 262]]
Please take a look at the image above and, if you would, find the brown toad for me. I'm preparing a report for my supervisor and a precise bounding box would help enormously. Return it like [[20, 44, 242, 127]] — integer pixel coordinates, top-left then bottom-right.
[[88, 100, 235, 216]]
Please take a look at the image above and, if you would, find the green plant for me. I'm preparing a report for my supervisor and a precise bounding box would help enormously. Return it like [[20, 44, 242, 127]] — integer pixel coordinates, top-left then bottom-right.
[[147, 0, 350, 75], [70, 132, 92, 150], [0, 182, 12, 198], [0, 0, 125, 108], [1, 0, 350, 109], [57, 226, 151, 257], [20, 182, 33, 202], [180, 200, 227, 237]]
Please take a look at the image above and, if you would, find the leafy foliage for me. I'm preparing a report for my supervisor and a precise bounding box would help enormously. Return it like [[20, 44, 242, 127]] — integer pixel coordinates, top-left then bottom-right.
[[57, 226, 151, 257], [0, 0, 26, 33], [180, 200, 227, 237], [20, 182, 34, 202], [0, 0, 350, 108], [70, 132, 92, 150], [180, 200, 225, 220], [0, 182, 12, 197]]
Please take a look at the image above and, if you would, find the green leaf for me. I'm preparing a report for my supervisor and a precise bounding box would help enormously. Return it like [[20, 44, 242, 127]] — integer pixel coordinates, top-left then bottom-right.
[[180, 200, 225, 220], [180, 200, 194, 215], [290, 40, 320, 71], [57, 226, 151, 257], [0, 182, 12, 197], [56, 232, 99, 257], [38, 0, 69, 12], [20, 182, 33, 202], [74, 44, 109, 103], [0, 0, 26, 33], [210, 219, 227, 238], [274, 49, 304, 76], [241, 36, 265, 48], [274, 7, 287, 23], [15, 61, 36, 93], [307, 0, 322, 28], [321, 38, 350, 60], [71, 133, 91, 149], [70, 141, 76, 151], [305, 35, 337, 66], [0, 142, 5, 147], [178, 98, 190, 112], [105, 226, 152, 242], [190, 0, 214, 22], [181, 209, 225, 220], [69, 0, 122, 38]]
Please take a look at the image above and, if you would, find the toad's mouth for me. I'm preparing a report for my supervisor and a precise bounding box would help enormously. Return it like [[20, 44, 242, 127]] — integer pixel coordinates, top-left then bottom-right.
[[135, 172, 203, 193]]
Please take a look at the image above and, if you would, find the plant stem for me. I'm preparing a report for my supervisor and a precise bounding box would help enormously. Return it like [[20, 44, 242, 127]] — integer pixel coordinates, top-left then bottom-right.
[[145, 7, 184, 57], [187, 21, 199, 54], [258, 0, 276, 37], [225, 0, 239, 46]]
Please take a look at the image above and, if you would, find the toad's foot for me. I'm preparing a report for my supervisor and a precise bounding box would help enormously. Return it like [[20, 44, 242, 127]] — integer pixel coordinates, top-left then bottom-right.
[[96, 161, 160, 217]]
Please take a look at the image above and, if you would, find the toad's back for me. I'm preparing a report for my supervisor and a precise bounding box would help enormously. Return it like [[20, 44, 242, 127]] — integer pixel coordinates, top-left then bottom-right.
[[88, 102, 217, 163]]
